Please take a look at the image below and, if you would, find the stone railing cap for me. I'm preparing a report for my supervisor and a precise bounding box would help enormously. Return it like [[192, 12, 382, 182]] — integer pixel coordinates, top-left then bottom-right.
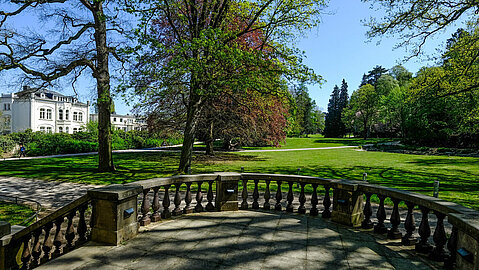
[[448, 213, 479, 241], [88, 184, 143, 201]]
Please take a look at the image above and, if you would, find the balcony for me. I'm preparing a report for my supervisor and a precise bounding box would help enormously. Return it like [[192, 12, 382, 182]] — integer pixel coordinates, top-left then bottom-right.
[[2, 173, 478, 270]]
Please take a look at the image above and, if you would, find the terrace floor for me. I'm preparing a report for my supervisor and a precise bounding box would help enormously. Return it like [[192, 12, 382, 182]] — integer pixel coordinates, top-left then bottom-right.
[[38, 210, 437, 270]]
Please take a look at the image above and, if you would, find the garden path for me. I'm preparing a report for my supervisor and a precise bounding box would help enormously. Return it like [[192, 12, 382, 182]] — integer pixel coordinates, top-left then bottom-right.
[[0, 176, 100, 215]]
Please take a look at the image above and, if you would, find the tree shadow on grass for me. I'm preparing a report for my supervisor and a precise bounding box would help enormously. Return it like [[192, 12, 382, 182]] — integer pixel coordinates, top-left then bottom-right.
[[313, 138, 396, 146], [0, 152, 182, 185], [407, 158, 479, 166]]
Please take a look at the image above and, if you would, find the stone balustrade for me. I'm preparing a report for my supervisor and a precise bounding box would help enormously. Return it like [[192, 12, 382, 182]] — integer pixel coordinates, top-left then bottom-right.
[[2, 172, 478, 270], [1, 195, 91, 270]]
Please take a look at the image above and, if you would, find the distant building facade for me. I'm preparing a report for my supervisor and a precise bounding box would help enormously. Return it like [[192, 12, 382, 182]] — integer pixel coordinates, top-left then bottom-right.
[[0, 86, 90, 134], [89, 113, 147, 132]]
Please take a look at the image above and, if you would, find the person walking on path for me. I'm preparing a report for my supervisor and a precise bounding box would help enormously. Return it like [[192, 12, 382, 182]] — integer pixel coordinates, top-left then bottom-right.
[[19, 144, 26, 158]]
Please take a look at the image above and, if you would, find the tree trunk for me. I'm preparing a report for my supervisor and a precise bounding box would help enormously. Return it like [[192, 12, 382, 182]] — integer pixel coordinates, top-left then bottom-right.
[[178, 96, 201, 173], [205, 119, 214, 156], [363, 116, 368, 139], [93, 3, 114, 172]]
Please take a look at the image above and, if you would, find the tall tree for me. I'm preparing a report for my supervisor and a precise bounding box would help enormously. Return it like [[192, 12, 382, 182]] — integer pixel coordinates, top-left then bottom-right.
[[338, 79, 349, 135], [360, 66, 388, 87], [126, 0, 325, 172], [345, 84, 379, 139], [290, 84, 316, 136], [0, 0, 125, 171], [323, 85, 341, 137]]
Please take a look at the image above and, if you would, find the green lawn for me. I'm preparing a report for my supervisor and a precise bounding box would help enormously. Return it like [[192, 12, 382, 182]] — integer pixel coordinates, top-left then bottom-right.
[[0, 201, 35, 225], [1, 146, 478, 210], [241, 134, 396, 150]]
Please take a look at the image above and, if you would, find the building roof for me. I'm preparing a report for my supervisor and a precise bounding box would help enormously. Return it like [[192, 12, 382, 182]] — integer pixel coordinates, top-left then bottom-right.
[[14, 86, 88, 106]]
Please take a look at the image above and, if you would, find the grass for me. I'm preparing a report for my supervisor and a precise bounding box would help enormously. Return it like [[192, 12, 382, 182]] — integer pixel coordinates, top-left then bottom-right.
[[0, 201, 35, 225], [240, 134, 397, 150], [1, 144, 478, 210]]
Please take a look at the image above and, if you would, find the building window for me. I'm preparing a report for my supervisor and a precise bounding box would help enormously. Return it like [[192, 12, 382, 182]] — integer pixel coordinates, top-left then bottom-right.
[[65, 110, 69, 120], [5, 116, 10, 126], [40, 108, 46, 119], [66, 127, 69, 133], [73, 128, 78, 133], [46, 127, 52, 133], [3, 104, 10, 111], [78, 112, 83, 122], [59, 127, 63, 133], [120, 118, 123, 122], [73, 112, 78, 121], [46, 109, 52, 120], [113, 117, 117, 122], [40, 126, 45, 132], [59, 109, 63, 120]]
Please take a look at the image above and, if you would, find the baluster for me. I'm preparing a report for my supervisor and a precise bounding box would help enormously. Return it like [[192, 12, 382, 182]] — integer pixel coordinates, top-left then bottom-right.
[[415, 206, 433, 253], [151, 187, 162, 222], [401, 201, 416, 245], [184, 182, 194, 213], [77, 204, 88, 243], [53, 217, 64, 256], [298, 182, 306, 214], [140, 188, 151, 226], [240, 179, 248, 210], [361, 193, 373, 229], [173, 184, 182, 216], [430, 211, 449, 261], [374, 195, 387, 234], [65, 211, 76, 251], [20, 234, 31, 270], [286, 181, 294, 212], [162, 185, 172, 218], [252, 180, 259, 209], [41, 222, 54, 263], [275, 181, 283, 211], [206, 181, 214, 211], [322, 185, 331, 218], [264, 180, 271, 210], [445, 226, 458, 269], [194, 181, 204, 212], [387, 198, 402, 239], [310, 183, 318, 216], [31, 228, 42, 267]]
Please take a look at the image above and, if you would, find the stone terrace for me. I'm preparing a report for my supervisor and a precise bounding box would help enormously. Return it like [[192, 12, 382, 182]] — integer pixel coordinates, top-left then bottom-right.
[[38, 211, 435, 270]]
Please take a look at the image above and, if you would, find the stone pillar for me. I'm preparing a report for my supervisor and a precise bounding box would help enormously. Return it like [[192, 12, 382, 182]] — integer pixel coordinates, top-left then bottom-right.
[[331, 182, 363, 227], [215, 173, 241, 211], [88, 185, 143, 245], [448, 213, 479, 270], [0, 222, 10, 238]]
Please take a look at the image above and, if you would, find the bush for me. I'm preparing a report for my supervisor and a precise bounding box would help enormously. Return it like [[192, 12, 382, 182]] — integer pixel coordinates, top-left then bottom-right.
[[5, 129, 183, 156], [26, 133, 98, 156], [0, 135, 15, 154]]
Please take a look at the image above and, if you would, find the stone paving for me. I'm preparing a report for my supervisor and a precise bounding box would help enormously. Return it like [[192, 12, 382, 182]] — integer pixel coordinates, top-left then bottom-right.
[[38, 210, 437, 270], [0, 176, 99, 213]]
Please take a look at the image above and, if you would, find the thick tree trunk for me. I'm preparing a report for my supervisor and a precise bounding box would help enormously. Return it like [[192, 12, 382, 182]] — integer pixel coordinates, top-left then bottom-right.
[[93, 4, 114, 172], [205, 119, 214, 156], [178, 96, 201, 173]]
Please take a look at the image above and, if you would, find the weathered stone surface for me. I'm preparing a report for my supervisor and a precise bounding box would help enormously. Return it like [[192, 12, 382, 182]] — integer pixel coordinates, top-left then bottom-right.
[[37, 211, 434, 270], [331, 188, 364, 227], [0, 221, 11, 238], [89, 185, 142, 245]]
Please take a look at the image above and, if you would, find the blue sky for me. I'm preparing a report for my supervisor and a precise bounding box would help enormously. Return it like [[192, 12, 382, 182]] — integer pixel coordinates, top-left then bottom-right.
[[298, 0, 458, 111]]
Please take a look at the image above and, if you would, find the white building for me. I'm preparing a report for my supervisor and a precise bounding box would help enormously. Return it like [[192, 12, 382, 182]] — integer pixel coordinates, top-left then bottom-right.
[[90, 113, 147, 132], [0, 86, 90, 134]]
